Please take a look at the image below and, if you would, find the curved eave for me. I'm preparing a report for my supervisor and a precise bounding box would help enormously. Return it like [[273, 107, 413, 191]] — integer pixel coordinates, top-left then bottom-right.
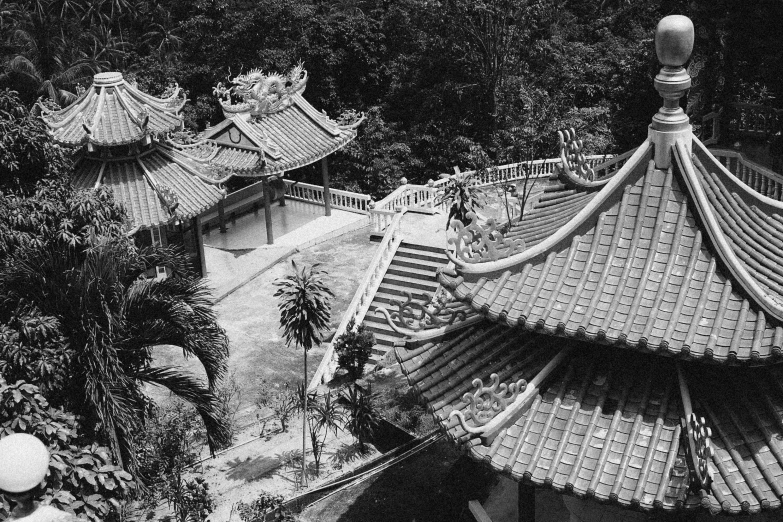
[[261, 126, 356, 177], [73, 147, 224, 229], [42, 81, 184, 147], [396, 328, 783, 515], [683, 138, 783, 322], [447, 141, 654, 275]]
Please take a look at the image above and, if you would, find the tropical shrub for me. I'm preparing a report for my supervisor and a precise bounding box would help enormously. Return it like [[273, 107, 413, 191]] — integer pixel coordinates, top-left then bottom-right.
[[256, 380, 299, 433], [334, 319, 375, 381], [341, 384, 380, 454], [0, 378, 134, 522], [306, 392, 345, 475], [236, 491, 295, 522]]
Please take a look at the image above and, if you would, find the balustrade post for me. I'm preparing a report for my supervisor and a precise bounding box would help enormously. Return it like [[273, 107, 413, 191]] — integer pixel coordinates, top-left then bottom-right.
[[322, 157, 332, 217]]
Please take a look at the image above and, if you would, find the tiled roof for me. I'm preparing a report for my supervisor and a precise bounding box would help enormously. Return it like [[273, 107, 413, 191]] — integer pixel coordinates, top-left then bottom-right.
[[442, 138, 783, 364], [160, 138, 265, 180], [40, 72, 185, 147], [396, 326, 783, 514], [204, 94, 359, 177], [72, 146, 223, 229]]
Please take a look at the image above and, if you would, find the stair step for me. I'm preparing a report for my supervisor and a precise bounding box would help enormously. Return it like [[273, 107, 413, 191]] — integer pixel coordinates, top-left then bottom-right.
[[381, 275, 439, 292], [395, 246, 448, 265], [389, 256, 445, 273], [373, 283, 439, 301], [400, 242, 448, 256], [386, 263, 439, 281]]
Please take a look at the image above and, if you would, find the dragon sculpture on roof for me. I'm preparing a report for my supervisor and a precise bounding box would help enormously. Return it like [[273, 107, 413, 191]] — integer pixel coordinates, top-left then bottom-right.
[[213, 63, 308, 118]]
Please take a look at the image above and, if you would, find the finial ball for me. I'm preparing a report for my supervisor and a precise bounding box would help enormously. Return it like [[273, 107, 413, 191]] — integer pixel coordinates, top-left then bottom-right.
[[655, 15, 694, 67]]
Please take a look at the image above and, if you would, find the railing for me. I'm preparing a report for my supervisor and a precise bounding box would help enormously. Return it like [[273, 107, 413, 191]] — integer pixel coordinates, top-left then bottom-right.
[[309, 210, 406, 389], [728, 103, 783, 139], [369, 184, 437, 232], [447, 155, 612, 187], [284, 180, 371, 214], [367, 155, 617, 233], [702, 110, 721, 146], [711, 148, 783, 201]]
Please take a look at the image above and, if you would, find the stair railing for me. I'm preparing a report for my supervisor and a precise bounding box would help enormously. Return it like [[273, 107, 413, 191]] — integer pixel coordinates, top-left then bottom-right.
[[369, 183, 437, 233], [309, 209, 406, 389]]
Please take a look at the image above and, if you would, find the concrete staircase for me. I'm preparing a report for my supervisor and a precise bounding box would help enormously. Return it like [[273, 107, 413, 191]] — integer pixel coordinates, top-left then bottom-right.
[[362, 241, 449, 365]]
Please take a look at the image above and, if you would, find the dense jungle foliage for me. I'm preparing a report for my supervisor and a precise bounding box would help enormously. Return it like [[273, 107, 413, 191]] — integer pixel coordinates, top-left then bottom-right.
[[2, 0, 782, 197]]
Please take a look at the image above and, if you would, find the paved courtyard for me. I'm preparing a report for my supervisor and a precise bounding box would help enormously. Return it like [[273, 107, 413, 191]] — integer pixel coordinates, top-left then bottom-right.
[[151, 216, 378, 426]]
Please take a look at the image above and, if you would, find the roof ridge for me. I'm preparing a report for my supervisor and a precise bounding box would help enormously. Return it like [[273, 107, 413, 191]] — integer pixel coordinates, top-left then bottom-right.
[[447, 141, 653, 275], [292, 94, 342, 137], [675, 139, 783, 323]]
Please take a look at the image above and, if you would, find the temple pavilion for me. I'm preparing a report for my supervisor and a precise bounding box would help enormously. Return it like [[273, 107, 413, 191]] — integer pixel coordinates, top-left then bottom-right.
[[199, 64, 364, 244], [38, 72, 257, 277], [387, 15, 783, 521]]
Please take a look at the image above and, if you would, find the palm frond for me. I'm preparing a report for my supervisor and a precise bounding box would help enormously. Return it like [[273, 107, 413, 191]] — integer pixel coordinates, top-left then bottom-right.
[[134, 366, 232, 453]]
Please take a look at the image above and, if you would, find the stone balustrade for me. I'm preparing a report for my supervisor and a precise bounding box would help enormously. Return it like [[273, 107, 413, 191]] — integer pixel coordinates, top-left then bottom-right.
[[711, 148, 783, 201], [283, 180, 371, 214], [309, 210, 406, 389]]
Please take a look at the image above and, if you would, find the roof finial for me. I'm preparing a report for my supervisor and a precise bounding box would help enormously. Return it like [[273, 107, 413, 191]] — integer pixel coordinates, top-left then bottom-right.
[[651, 15, 693, 132], [650, 15, 694, 168]]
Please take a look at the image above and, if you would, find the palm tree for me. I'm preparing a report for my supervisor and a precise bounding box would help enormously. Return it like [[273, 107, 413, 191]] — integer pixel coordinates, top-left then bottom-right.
[[0, 2, 98, 105], [0, 236, 231, 473], [274, 261, 334, 487]]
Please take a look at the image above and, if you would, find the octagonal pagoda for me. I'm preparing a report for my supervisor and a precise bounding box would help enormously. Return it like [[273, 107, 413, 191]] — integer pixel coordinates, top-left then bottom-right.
[[39, 72, 258, 276], [390, 15, 783, 520]]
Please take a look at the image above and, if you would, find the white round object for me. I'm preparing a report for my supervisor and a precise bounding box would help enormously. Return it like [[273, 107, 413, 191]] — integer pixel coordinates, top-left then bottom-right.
[[0, 434, 50, 493]]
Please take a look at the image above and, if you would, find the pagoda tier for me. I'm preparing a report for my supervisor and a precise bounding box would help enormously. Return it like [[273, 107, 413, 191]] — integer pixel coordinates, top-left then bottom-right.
[[208, 65, 363, 179], [441, 138, 783, 364], [395, 324, 783, 515], [72, 146, 223, 230], [40, 72, 186, 147], [384, 14, 783, 518]]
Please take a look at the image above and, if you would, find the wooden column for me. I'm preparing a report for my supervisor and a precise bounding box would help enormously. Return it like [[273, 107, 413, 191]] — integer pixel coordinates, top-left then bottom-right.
[[217, 199, 227, 233], [279, 174, 286, 206], [262, 176, 274, 245], [321, 157, 331, 217], [194, 216, 207, 278], [519, 482, 535, 522]]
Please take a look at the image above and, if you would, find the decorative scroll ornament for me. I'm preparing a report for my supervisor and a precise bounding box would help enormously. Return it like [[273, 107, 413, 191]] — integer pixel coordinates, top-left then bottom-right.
[[215, 63, 308, 118], [157, 184, 180, 214], [448, 212, 525, 264], [558, 127, 595, 181], [685, 413, 714, 490], [450, 374, 527, 433], [375, 291, 467, 332]]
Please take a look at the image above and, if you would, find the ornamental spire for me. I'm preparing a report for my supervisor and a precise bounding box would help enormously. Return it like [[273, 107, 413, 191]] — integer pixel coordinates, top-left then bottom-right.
[[649, 14, 694, 168]]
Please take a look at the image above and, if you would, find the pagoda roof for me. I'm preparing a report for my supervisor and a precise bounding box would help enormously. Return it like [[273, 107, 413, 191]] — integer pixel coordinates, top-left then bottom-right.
[[208, 65, 362, 178], [40, 72, 186, 147], [396, 325, 783, 515], [202, 95, 360, 178], [159, 136, 265, 181], [72, 146, 223, 230], [441, 134, 783, 364]]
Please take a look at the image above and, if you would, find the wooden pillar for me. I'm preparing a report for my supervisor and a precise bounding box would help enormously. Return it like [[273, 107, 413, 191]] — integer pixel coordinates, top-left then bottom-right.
[[262, 176, 274, 245], [217, 199, 227, 233], [279, 174, 286, 206], [194, 216, 207, 278], [321, 157, 331, 217], [518, 482, 535, 522]]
